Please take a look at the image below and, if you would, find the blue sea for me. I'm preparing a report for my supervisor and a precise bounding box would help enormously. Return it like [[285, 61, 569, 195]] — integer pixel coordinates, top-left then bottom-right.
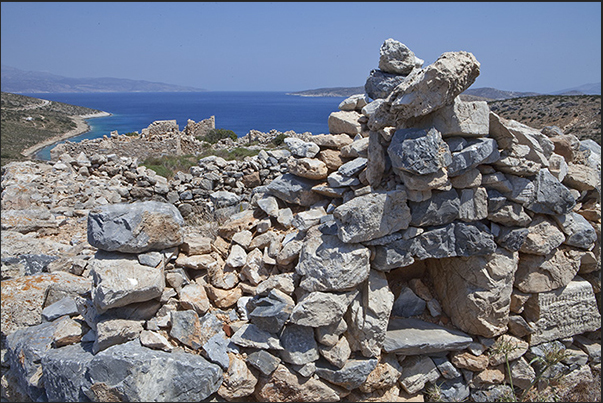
[[27, 92, 348, 160]]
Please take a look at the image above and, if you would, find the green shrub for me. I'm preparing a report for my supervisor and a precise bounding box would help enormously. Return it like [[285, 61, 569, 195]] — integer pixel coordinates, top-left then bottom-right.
[[142, 164, 172, 178], [272, 133, 288, 146], [200, 128, 237, 144], [123, 131, 138, 137], [141, 154, 198, 179]]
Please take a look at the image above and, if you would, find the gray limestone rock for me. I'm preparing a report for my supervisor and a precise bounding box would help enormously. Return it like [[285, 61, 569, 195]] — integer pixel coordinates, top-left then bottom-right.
[[525, 169, 576, 215], [87, 201, 184, 253], [265, 173, 324, 206], [338, 157, 368, 177], [339, 94, 370, 112], [248, 289, 294, 334], [438, 377, 470, 402], [345, 270, 394, 357], [458, 187, 488, 222], [371, 238, 415, 271], [327, 171, 360, 187], [388, 50, 481, 122], [84, 340, 223, 402], [504, 174, 536, 205], [296, 228, 371, 292], [284, 137, 320, 158], [210, 190, 241, 208], [447, 137, 500, 177], [365, 69, 408, 100], [279, 324, 320, 365], [432, 356, 462, 380], [333, 189, 411, 243], [41, 343, 95, 402], [383, 317, 473, 355], [553, 211, 597, 249], [315, 357, 379, 390], [392, 286, 426, 317], [388, 127, 451, 176], [290, 290, 358, 327], [453, 222, 497, 257], [378, 38, 423, 75], [89, 251, 164, 313], [247, 350, 281, 376], [398, 355, 440, 394], [5, 321, 60, 401], [204, 333, 232, 370], [410, 224, 455, 260], [93, 318, 144, 354], [495, 226, 529, 252], [42, 296, 79, 322], [256, 195, 280, 217], [169, 310, 203, 350], [409, 188, 460, 227], [231, 323, 284, 350], [414, 97, 490, 137]]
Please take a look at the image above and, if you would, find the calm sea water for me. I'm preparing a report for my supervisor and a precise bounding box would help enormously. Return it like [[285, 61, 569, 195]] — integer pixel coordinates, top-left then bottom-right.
[[27, 92, 348, 160]]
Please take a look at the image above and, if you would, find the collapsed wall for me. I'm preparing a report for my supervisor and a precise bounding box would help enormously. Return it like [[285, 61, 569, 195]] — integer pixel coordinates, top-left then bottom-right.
[[1, 38, 601, 402]]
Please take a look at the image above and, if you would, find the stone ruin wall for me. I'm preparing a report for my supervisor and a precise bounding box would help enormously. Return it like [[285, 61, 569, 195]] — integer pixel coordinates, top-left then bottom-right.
[[1, 38, 601, 402]]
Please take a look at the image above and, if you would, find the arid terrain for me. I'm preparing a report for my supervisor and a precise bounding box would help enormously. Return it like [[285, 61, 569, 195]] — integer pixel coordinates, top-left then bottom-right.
[[487, 95, 601, 145]]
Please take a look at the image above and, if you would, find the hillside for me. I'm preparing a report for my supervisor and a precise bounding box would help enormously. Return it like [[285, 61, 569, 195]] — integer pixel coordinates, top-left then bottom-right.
[[1, 65, 206, 93], [488, 94, 601, 145], [1, 92, 108, 166]]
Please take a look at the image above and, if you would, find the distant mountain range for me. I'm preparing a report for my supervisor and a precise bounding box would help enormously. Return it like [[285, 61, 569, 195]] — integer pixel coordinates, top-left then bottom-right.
[[288, 83, 601, 100], [1, 65, 206, 93]]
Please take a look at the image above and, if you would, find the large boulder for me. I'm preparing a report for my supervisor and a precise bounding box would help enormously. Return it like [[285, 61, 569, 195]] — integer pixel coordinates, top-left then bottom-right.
[[84, 340, 223, 401], [384, 50, 481, 126], [87, 201, 184, 253]]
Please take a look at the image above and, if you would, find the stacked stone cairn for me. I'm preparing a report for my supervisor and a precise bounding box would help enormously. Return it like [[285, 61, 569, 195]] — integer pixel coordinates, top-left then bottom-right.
[[1, 38, 601, 402]]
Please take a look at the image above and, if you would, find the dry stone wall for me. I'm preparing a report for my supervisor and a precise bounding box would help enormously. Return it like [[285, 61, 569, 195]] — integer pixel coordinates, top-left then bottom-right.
[[1, 39, 601, 402]]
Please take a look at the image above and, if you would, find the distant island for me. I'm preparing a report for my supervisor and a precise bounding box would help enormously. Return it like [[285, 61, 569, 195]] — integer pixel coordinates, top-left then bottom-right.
[[287, 86, 365, 98], [1, 65, 206, 93], [288, 83, 601, 100]]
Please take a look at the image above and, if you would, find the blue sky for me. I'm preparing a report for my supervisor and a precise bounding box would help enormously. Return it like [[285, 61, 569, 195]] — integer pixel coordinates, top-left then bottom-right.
[[1, 2, 601, 92]]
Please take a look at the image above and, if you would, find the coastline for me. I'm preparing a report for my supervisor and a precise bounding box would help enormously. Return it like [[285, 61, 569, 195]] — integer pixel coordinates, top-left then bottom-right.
[[20, 111, 111, 158]]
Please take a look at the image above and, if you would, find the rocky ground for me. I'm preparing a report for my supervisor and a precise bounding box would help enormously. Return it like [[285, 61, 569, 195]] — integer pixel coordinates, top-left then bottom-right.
[[1, 39, 601, 402]]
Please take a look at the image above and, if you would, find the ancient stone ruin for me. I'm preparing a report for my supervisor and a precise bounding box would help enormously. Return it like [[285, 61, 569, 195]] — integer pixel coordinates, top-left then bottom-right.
[[1, 38, 600, 402]]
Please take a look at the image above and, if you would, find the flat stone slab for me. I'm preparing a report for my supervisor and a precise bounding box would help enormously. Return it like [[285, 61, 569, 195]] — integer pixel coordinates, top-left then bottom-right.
[[383, 318, 473, 355], [523, 276, 601, 345]]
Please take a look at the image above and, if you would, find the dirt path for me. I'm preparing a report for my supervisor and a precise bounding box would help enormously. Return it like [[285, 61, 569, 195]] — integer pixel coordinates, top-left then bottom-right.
[[8, 99, 51, 111]]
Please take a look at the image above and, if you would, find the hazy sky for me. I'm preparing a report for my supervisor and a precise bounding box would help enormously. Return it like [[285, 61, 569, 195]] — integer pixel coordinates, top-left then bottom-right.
[[1, 2, 601, 93]]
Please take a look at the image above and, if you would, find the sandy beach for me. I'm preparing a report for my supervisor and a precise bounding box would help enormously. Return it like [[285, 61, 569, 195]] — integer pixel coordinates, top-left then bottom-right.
[[20, 111, 111, 157]]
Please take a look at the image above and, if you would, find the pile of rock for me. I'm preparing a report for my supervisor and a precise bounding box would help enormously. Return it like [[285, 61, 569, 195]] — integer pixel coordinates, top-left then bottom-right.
[[2, 38, 601, 402]]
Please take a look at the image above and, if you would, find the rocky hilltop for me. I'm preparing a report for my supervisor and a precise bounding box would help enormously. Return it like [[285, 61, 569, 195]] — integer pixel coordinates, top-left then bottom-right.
[[1, 39, 601, 402]]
